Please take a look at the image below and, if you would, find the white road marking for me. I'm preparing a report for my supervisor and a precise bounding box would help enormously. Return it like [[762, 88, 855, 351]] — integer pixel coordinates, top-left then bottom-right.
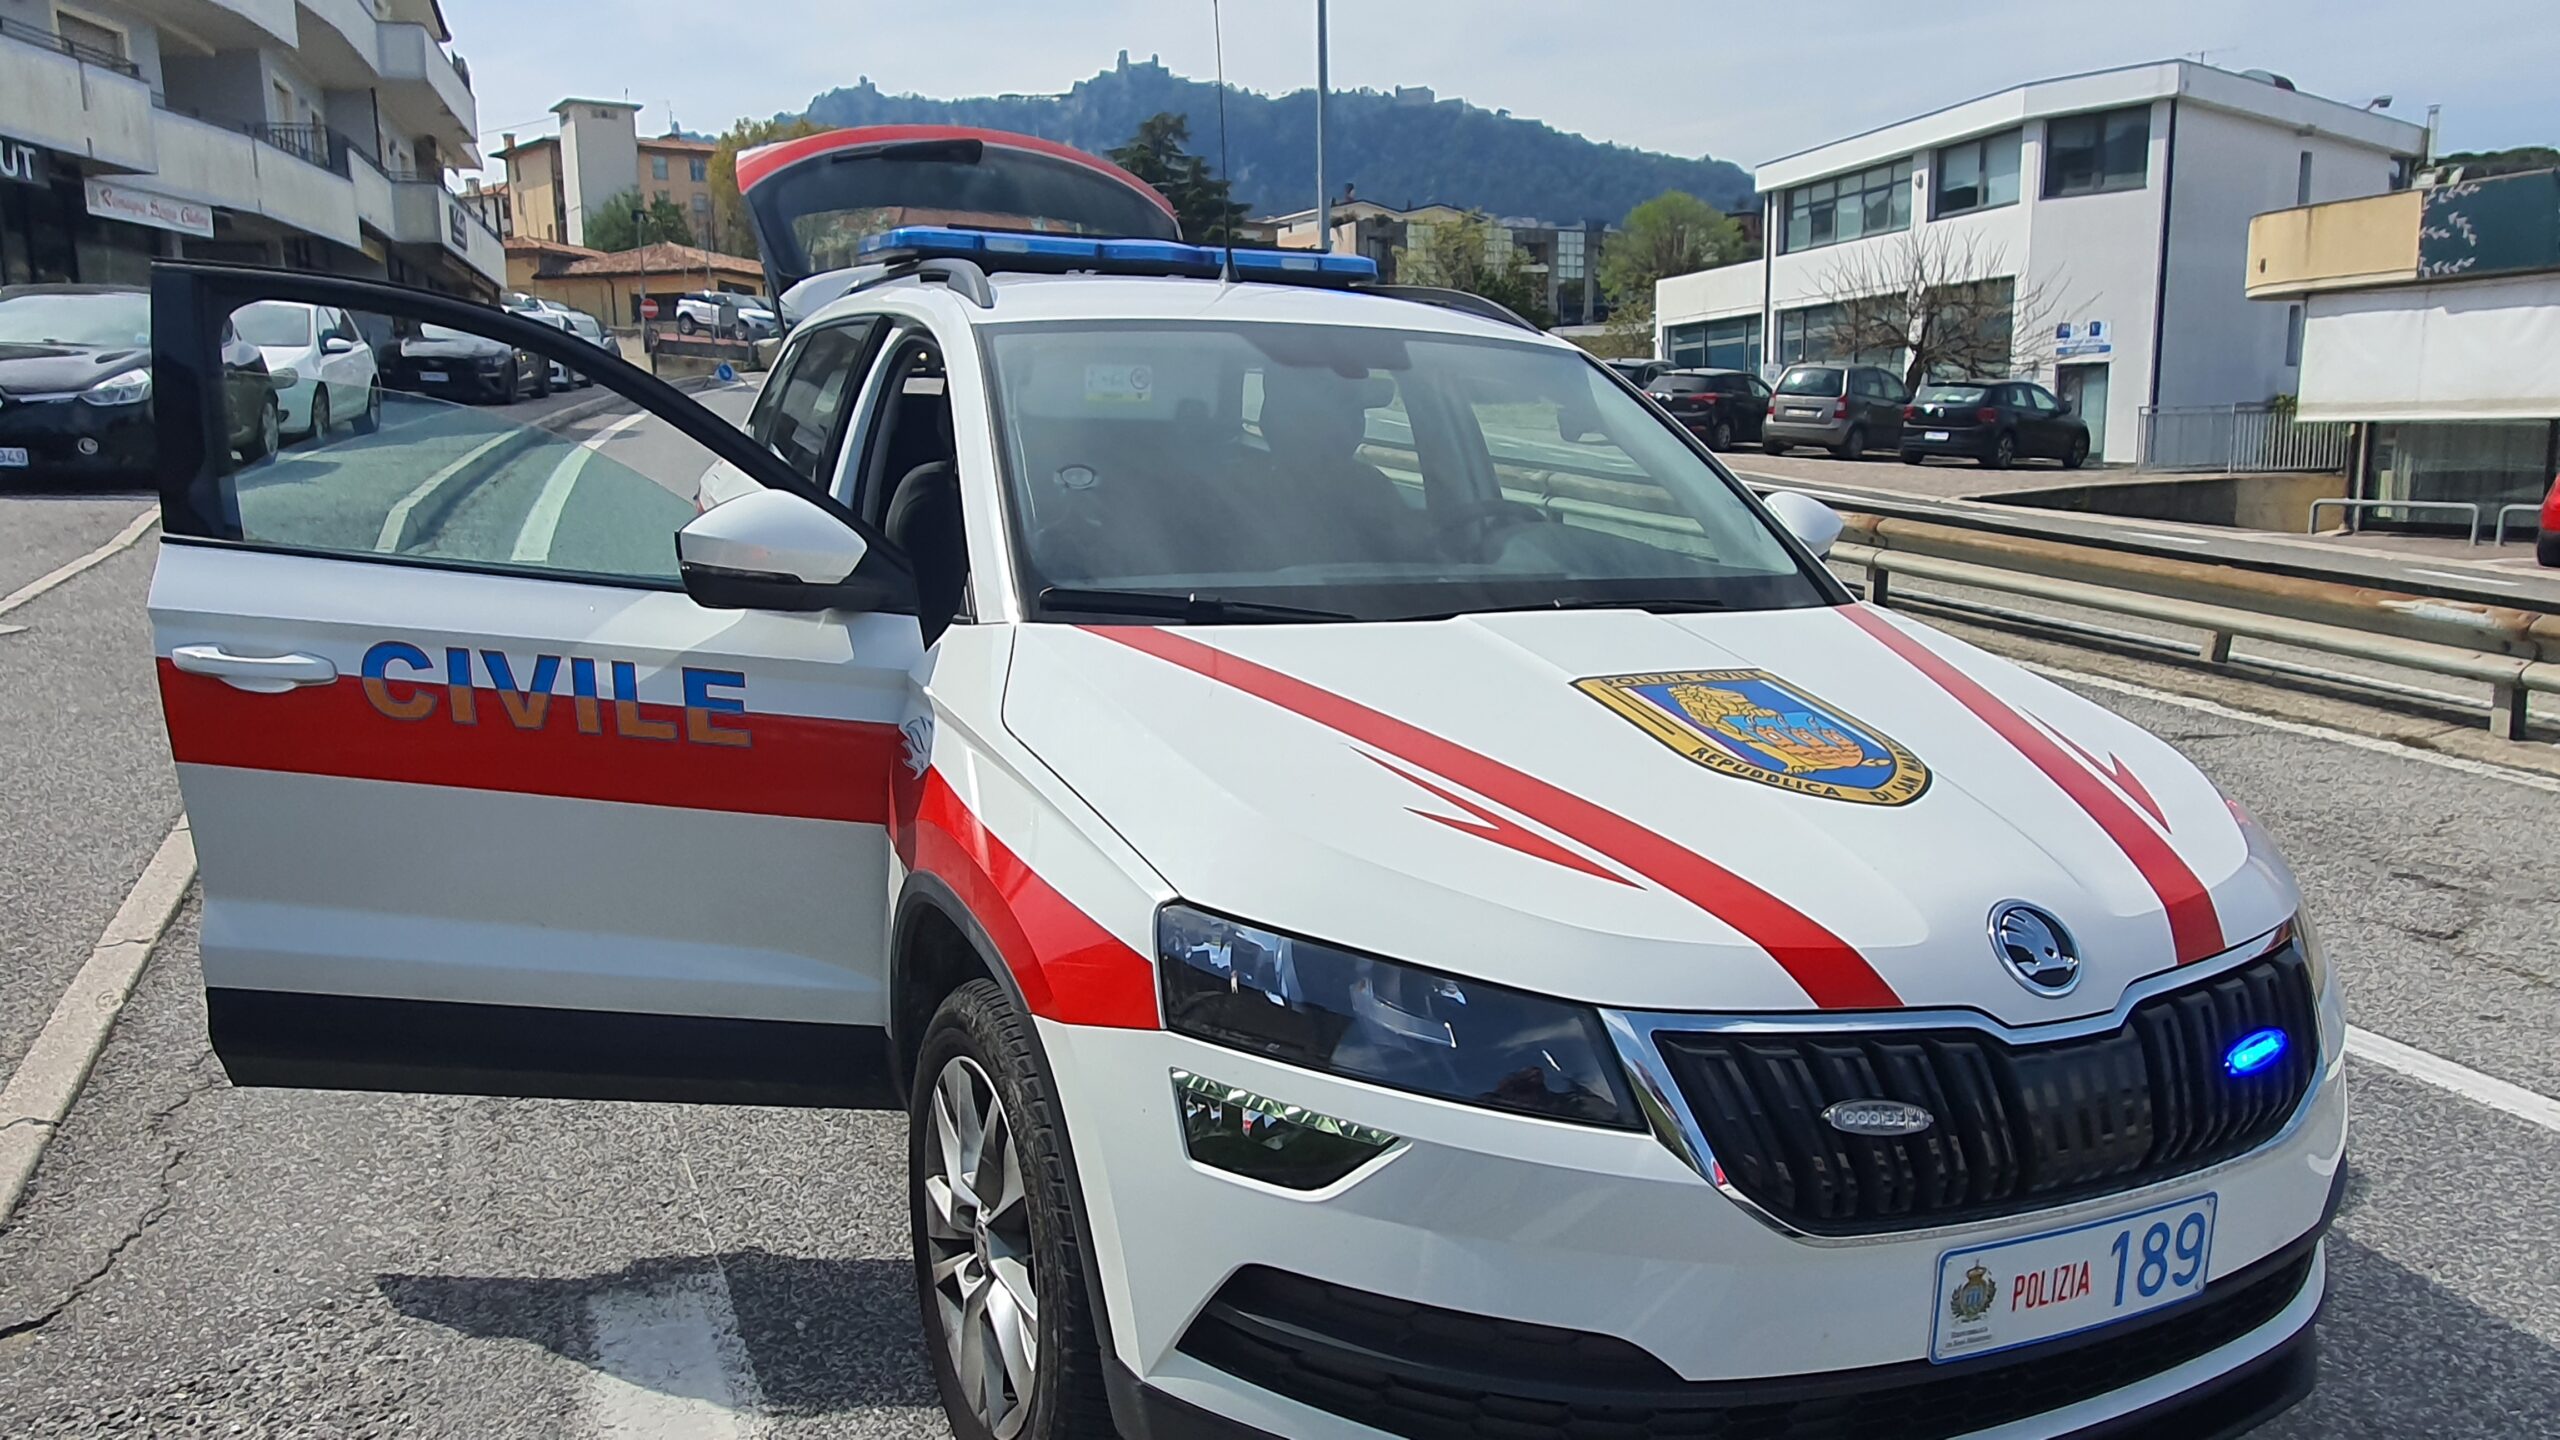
[[376, 430, 519, 553], [0, 507, 158, 625], [2026, 661, 2560, 794], [2125, 531, 2211, 547], [513, 409, 654, 564], [0, 822, 195, 1222], [2406, 568, 2520, 588], [2348, 1027, 2560, 1136], [583, 1270, 768, 1440]]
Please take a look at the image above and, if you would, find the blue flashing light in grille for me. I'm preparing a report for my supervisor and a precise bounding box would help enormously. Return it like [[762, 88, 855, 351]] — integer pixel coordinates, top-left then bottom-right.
[[2224, 1028, 2288, 1076], [856, 226, 1379, 282]]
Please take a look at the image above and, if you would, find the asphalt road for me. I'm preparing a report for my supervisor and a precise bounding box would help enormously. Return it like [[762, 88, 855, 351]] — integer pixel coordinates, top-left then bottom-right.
[[0, 424, 2556, 1437]]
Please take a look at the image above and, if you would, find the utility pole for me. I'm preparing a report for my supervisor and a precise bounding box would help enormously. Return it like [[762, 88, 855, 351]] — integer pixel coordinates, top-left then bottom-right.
[[1313, 0, 1331, 252]]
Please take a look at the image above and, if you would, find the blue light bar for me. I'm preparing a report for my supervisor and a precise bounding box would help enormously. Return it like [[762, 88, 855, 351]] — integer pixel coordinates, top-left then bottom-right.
[[856, 226, 1379, 285], [2223, 1028, 2288, 1076]]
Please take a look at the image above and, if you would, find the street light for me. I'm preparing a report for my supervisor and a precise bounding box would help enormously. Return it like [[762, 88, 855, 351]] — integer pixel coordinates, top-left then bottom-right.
[[1314, 0, 1331, 253]]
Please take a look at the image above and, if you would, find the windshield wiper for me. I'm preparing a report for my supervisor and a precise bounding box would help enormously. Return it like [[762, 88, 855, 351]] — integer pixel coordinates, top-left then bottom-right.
[[1037, 587, 1356, 624], [1404, 595, 1733, 621]]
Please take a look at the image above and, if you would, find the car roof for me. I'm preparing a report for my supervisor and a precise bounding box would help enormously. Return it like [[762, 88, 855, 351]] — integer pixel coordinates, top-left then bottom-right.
[[812, 271, 1561, 347], [1666, 367, 1744, 376], [0, 283, 146, 299]]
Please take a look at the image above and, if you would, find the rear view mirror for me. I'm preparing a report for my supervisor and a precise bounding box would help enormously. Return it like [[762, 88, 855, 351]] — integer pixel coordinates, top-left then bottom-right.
[[677, 488, 914, 613], [1762, 490, 1844, 559]]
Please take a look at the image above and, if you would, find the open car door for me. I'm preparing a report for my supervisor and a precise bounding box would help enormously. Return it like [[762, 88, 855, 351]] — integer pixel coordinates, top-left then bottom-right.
[[148, 264, 922, 1106], [735, 125, 1184, 319]]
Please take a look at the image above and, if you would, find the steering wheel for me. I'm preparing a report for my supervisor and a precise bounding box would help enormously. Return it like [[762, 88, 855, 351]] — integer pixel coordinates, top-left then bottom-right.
[[1433, 497, 1554, 556]]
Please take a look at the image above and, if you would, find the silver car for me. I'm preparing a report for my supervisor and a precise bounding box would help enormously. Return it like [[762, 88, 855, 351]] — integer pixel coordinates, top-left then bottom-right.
[[1761, 362, 1908, 458]]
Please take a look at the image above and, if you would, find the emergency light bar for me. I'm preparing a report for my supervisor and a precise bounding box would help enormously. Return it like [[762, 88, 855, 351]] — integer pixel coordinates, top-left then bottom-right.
[[856, 227, 1381, 286]]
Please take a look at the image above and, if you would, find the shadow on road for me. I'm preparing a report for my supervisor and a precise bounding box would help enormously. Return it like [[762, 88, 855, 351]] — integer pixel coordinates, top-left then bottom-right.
[[2277, 1232, 2560, 1437], [377, 1248, 937, 1416]]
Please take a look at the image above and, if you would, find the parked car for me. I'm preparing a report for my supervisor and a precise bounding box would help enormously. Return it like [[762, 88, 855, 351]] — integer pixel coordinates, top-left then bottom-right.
[[2538, 474, 2559, 568], [380, 323, 550, 404], [675, 291, 778, 339], [1762, 363, 1907, 458], [233, 299, 382, 441], [1605, 358, 1674, 388], [520, 309, 601, 390], [1900, 380, 2090, 469], [1645, 368, 1769, 450], [0, 284, 279, 486]]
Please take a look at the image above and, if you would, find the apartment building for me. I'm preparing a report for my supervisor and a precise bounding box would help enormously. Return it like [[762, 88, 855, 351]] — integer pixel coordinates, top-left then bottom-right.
[[1655, 62, 2424, 462], [0, 0, 501, 295], [495, 101, 719, 247], [1269, 195, 1613, 325]]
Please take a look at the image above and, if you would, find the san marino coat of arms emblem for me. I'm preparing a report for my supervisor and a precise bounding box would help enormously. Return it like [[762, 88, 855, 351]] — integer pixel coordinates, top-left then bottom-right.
[[1948, 1264, 1999, 1324], [1575, 669, 1930, 806]]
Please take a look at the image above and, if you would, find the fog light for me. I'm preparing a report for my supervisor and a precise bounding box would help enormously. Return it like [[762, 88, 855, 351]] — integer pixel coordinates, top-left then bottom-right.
[[1174, 1070, 1397, 1191], [77, 437, 100, 456]]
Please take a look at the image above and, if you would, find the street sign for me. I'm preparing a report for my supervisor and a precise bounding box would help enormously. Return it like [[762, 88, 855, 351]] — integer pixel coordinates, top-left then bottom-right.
[[639, 299, 659, 320], [714, 362, 737, 383]]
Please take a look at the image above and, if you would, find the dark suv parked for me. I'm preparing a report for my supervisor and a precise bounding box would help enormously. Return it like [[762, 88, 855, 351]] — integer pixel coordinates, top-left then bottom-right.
[[1763, 363, 1906, 458], [1644, 368, 1769, 450], [1900, 380, 2091, 469]]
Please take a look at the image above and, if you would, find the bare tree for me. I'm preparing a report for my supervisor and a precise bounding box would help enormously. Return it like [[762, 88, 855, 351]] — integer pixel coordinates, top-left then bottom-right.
[[1804, 230, 2076, 392]]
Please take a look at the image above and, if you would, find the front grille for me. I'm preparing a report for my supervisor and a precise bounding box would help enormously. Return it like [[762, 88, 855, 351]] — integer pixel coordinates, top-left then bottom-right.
[[1654, 945, 2320, 1236], [1179, 1239, 2319, 1440]]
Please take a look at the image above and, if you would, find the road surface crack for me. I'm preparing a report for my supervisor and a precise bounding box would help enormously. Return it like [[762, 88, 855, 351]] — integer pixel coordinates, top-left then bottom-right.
[[0, 1055, 221, 1342]]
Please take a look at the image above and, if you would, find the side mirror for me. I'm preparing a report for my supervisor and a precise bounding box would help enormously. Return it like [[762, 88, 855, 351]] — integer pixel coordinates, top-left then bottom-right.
[[321, 335, 356, 355], [675, 487, 914, 613], [1763, 490, 1844, 559]]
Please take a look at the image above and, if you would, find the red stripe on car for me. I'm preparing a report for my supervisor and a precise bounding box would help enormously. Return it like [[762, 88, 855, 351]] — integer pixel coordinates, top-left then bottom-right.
[[158, 661, 898, 824], [892, 767, 1160, 1029], [1086, 626, 1902, 1011], [1841, 607, 2225, 964]]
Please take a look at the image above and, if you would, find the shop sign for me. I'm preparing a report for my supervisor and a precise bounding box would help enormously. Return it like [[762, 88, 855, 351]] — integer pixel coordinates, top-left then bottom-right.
[[1, 136, 48, 187], [447, 197, 468, 253], [84, 178, 214, 237], [2056, 318, 2111, 358]]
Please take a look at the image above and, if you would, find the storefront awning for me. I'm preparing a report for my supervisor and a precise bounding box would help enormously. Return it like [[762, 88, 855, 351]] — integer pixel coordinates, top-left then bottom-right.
[[2298, 271, 2560, 422]]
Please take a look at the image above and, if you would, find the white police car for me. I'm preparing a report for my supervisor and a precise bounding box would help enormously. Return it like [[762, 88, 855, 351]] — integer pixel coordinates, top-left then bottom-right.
[[144, 126, 2338, 1440]]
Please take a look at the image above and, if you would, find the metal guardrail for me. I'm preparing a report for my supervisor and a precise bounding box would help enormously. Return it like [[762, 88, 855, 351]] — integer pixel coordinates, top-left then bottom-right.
[[0, 14, 139, 77], [1832, 510, 2560, 739], [2497, 503, 2544, 547], [2137, 403, 2353, 474], [2309, 496, 2482, 545]]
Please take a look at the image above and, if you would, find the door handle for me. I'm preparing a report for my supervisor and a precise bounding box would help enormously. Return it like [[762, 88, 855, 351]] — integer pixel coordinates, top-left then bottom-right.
[[171, 645, 338, 694]]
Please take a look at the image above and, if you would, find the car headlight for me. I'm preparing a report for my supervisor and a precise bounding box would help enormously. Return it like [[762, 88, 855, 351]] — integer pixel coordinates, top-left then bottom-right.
[[81, 368, 152, 406], [2292, 909, 2329, 993], [1158, 903, 1642, 1128]]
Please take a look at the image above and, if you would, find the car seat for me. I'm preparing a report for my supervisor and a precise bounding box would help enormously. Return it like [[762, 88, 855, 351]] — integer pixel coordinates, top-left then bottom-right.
[[885, 461, 967, 644]]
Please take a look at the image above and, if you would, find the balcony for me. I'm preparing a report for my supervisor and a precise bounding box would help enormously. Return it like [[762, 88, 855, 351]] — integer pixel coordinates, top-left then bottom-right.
[[0, 16, 154, 169], [2245, 190, 2422, 299], [388, 173, 504, 285], [153, 109, 361, 248], [374, 21, 475, 149]]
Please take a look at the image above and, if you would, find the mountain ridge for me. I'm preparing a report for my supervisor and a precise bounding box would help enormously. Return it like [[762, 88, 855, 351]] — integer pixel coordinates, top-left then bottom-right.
[[792, 55, 1755, 225]]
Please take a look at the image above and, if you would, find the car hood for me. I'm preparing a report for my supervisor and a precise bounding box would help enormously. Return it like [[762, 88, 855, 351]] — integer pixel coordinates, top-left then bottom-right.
[[1000, 605, 2296, 1024], [0, 344, 147, 397]]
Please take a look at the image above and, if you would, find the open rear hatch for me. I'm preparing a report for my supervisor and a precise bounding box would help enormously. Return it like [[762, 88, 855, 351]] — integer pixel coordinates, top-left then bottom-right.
[[735, 125, 1184, 320]]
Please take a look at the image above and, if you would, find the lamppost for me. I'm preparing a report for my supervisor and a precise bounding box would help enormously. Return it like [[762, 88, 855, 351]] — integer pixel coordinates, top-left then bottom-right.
[[1313, 0, 1330, 253]]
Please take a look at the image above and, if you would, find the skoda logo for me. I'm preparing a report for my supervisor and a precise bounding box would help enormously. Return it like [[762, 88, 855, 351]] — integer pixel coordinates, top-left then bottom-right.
[[1823, 1100, 1935, 1137], [1991, 902, 2082, 995]]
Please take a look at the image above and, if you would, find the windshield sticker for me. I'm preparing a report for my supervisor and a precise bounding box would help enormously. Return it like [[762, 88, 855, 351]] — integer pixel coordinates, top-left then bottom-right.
[[1083, 363, 1154, 405], [1575, 669, 1929, 806]]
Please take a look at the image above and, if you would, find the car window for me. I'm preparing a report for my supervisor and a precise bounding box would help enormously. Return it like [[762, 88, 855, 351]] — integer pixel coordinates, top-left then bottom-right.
[[2026, 385, 2061, 413], [1917, 384, 1989, 405], [210, 300, 743, 588], [1649, 375, 1713, 394], [1777, 367, 1842, 397], [985, 321, 1829, 621], [753, 322, 876, 485]]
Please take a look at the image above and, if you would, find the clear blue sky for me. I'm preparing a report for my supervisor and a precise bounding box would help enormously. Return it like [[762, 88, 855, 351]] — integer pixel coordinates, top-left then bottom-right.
[[448, 0, 2548, 181]]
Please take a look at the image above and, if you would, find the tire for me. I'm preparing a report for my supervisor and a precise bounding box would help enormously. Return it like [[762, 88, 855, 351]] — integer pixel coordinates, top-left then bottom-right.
[[2063, 434, 2089, 470], [1832, 425, 1867, 460], [1901, 451, 1924, 466], [532, 363, 553, 399], [678, 313, 698, 336], [912, 979, 1113, 1440], [1761, 440, 1785, 456], [354, 383, 381, 435], [1710, 419, 1735, 451], [244, 394, 280, 461], [2538, 531, 2560, 569], [1985, 431, 2017, 470], [306, 388, 330, 442]]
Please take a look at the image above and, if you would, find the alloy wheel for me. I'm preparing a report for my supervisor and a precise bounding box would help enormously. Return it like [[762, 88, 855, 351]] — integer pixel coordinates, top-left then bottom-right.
[[922, 1055, 1038, 1438]]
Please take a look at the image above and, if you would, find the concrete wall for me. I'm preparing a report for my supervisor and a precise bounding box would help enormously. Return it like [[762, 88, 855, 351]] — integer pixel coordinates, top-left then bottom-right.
[[2246, 191, 2422, 297], [557, 103, 638, 247]]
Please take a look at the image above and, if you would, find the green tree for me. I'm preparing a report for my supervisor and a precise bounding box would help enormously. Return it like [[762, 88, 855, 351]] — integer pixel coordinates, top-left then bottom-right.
[[1392, 212, 1556, 329], [1595, 191, 1751, 348], [1108, 112, 1248, 243], [583, 189, 696, 252], [709, 115, 826, 259]]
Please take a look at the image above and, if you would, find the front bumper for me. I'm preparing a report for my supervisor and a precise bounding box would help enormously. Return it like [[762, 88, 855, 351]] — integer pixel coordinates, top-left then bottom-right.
[[0, 397, 155, 484], [1047, 952, 2346, 1440]]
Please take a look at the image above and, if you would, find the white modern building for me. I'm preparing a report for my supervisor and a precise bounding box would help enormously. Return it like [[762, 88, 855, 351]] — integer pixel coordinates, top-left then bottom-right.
[[0, 0, 501, 296], [1656, 62, 2425, 462]]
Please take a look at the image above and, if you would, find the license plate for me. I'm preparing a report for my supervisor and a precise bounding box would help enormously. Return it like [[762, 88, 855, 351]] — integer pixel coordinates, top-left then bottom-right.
[[1931, 1194, 2216, 1363], [0, 447, 26, 468], [418, 370, 448, 384], [1926, 430, 1950, 441]]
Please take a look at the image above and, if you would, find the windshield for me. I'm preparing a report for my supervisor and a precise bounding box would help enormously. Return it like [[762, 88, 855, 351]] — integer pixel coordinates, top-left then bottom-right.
[[1649, 374, 1713, 394], [985, 322, 1832, 623], [1776, 367, 1843, 397], [233, 302, 315, 348], [1917, 384, 1990, 404], [0, 291, 150, 349]]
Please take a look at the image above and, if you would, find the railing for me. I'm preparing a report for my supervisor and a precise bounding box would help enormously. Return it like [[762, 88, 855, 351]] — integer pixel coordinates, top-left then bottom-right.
[[2310, 497, 2483, 545], [0, 14, 140, 77], [2136, 403, 2354, 474], [246, 122, 355, 179]]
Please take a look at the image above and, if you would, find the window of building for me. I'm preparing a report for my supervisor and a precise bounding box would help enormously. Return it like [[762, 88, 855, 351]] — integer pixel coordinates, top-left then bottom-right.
[[1556, 229, 1585, 281], [1784, 159, 1912, 253], [1774, 304, 1843, 365], [691, 193, 710, 214], [2296, 151, 2313, 206], [690, 157, 708, 183], [2285, 304, 2304, 366], [53, 8, 127, 61], [651, 154, 669, 181], [2043, 107, 2151, 198], [654, 189, 669, 203], [1934, 130, 2021, 218]]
